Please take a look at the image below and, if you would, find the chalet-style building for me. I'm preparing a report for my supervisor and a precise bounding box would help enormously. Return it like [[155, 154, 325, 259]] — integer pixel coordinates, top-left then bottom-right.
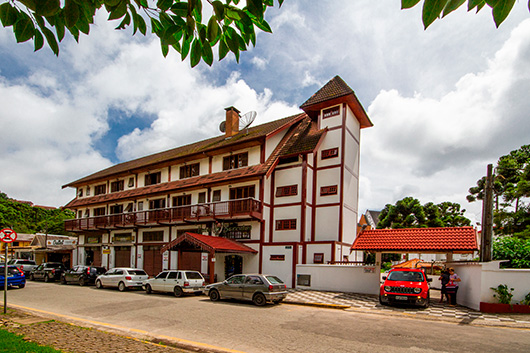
[[63, 76, 373, 287]]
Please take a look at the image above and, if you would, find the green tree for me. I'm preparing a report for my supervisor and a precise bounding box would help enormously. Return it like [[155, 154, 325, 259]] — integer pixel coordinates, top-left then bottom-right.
[[378, 197, 471, 229], [492, 236, 530, 268], [0, 191, 74, 235], [0, 0, 282, 66], [468, 145, 530, 237], [403, 0, 526, 29]]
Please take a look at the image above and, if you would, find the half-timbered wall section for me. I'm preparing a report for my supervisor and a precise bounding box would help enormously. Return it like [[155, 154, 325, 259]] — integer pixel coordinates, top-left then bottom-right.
[[63, 76, 372, 287]]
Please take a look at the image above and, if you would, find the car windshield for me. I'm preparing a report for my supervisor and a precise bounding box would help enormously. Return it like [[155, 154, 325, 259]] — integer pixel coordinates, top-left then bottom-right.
[[185, 272, 203, 280], [128, 270, 147, 276], [47, 263, 64, 268], [265, 276, 284, 284], [0, 267, 21, 275], [387, 271, 424, 282]]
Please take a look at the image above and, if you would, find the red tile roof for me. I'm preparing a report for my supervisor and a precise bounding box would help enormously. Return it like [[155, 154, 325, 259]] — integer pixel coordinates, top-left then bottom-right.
[[351, 227, 478, 252], [300, 75, 355, 108], [160, 232, 258, 254]]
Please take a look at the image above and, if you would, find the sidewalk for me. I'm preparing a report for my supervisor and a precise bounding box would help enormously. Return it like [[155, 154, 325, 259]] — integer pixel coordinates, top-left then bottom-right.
[[285, 288, 530, 328]]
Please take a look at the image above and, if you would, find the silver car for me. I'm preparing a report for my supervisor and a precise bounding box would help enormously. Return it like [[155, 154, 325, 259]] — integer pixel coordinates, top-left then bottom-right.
[[95, 267, 148, 291], [205, 274, 288, 306], [143, 270, 205, 297]]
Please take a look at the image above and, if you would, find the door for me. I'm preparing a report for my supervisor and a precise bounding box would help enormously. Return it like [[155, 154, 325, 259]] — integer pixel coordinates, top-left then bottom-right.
[[143, 246, 163, 276], [180, 252, 201, 272], [65, 266, 78, 282], [242, 275, 265, 300], [164, 271, 179, 292], [114, 246, 131, 267], [151, 271, 168, 291], [221, 275, 246, 299], [224, 255, 243, 279]]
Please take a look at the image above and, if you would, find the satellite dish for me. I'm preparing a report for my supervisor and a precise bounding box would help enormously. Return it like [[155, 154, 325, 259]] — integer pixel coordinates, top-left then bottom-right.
[[239, 111, 257, 131], [219, 121, 226, 133]]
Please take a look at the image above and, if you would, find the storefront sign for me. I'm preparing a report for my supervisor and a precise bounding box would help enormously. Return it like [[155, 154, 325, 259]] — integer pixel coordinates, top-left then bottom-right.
[[102, 246, 110, 255], [47, 239, 77, 246], [113, 233, 133, 243]]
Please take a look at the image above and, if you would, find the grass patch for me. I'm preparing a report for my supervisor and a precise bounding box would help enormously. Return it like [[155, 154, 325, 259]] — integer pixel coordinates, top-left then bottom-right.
[[0, 328, 62, 352]]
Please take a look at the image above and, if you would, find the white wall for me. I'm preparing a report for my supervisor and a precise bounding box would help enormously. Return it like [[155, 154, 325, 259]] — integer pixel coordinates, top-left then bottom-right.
[[296, 264, 380, 295], [262, 245, 294, 287]]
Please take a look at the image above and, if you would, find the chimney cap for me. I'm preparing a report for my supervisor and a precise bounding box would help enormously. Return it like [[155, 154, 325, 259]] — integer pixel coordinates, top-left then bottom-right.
[[224, 106, 240, 113]]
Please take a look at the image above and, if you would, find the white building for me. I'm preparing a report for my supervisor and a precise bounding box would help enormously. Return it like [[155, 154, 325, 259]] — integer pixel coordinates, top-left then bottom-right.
[[63, 76, 373, 287]]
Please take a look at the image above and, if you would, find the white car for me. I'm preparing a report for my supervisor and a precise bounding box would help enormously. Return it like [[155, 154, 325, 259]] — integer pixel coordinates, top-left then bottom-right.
[[95, 268, 148, 291], [143, 270, 205, 297]]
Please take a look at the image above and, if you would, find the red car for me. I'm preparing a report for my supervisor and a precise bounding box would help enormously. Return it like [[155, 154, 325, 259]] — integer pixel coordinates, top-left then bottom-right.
[[379, 268, 432, 308]]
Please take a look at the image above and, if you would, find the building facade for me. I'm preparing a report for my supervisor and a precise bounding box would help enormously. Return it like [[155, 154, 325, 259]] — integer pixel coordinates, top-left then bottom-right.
[[63, 76, 372, 287]]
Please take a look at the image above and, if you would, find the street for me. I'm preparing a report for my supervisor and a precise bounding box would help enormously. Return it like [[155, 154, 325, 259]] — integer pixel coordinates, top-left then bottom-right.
[[5, 281, 530, 353]]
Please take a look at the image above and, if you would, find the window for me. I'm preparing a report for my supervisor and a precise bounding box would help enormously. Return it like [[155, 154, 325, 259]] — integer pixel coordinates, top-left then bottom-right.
[[143, 231, 164, 242], [223, 152, 248, 170], [212, 190, 221, 202], [198, 192, 206, 204], [173, 195, 191, 207], [270, 255, 285, 261], [125, 203, 133, 212], [86, 187, 90, 196], [314, 253, 324, 264], [180, 163, 200, 179], [110, 180, 124, 193], [94, 207, 106, 216], [128, 177, 135, 187], [167, 271, 177, 279], [322, 105, 340, 119], [276, 219, 297, 230], [320, 185, 338, 196], [321, 148, 339, 160], [137, 202, 143, 211], [110, 205, 123, 214], [278, 156, 299, 165], [78, 211, 82, 218], [145, 172, 161, 186], [276, 185, 298, 197], [94, 184, 106, 195], [78, 188, 83, 197], [229, 186, 255, 200], [84, 209, 90, 217], [149, 198, 166, 209]]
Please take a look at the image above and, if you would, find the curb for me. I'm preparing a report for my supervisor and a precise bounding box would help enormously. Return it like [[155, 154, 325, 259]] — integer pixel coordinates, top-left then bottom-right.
[[283, 301, 351, 310]]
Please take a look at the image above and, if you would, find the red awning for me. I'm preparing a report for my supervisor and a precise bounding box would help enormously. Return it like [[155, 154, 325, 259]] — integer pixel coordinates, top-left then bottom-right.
[[160, 232, 258, 254], [351, 226, 479, 253]]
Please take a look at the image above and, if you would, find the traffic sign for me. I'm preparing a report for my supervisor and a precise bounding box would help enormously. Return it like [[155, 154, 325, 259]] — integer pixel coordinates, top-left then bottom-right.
[[0, 228, 17, 243]]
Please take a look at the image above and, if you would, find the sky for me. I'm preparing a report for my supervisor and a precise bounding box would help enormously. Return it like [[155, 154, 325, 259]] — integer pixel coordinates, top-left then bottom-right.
[[1, 1, 529, 226]]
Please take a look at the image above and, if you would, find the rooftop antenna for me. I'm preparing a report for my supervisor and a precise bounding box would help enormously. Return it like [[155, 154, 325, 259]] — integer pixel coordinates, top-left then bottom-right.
[[239, 111, 257, 134], [219, 120, 226, 133]]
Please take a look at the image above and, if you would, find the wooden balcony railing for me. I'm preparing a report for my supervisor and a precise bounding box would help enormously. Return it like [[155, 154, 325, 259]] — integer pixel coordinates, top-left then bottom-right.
[[65, 198, 262, 231]]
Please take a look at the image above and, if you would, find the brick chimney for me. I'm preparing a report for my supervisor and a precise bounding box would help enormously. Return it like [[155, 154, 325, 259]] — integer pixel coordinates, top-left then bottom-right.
[[224, 106, 240, 137]]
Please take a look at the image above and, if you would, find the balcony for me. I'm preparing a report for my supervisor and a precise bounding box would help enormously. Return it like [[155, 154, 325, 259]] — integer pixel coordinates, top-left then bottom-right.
[[64, 198, 262, 232]]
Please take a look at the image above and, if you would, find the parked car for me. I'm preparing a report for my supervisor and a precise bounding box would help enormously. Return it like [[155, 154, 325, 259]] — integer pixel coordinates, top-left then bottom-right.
[[30, 262, 67, 282], [143, 270, 205, 297], [0, 265, 26, 289], [95, 268, 148, 291], [379, 268, 432, 308], [61, 265, 107, 286], [205, 274, 288, 306], [7, 259, 37, 273]]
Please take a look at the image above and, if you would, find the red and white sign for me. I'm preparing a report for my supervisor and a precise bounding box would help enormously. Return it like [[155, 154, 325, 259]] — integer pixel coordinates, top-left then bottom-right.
[[0, 228, 17, 243]]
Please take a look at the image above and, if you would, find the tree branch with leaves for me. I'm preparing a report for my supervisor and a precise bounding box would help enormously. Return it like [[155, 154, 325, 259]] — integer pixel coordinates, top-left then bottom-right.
[[0, 0, 282, 66]]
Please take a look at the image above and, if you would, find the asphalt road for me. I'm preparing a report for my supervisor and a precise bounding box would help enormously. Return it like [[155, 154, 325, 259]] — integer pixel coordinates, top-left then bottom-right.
[[5, 281, 530, 353]]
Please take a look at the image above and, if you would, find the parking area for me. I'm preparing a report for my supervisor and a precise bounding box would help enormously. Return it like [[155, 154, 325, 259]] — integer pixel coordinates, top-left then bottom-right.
[[285, 288, 530, 327]]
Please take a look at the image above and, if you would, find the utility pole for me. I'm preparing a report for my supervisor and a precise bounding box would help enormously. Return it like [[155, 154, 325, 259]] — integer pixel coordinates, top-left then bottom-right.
[[480, 164, 494, 262]]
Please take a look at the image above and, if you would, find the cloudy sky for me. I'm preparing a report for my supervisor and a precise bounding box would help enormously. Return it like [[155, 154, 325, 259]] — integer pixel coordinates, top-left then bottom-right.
[[1, 1, 529, 225]]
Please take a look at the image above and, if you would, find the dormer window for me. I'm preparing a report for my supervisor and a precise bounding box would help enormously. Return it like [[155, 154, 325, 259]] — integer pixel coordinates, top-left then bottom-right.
[[180, 163, 200, 179], [94, 184, 106, 195], [223, 152, 248, 170], [322, 106, 340, 119], [145, 172, 161, 186], [111, 180, 124, 193]]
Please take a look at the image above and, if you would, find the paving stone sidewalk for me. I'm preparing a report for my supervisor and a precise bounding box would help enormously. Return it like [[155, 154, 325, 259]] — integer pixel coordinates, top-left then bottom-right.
[[285, 288, 530, 328]]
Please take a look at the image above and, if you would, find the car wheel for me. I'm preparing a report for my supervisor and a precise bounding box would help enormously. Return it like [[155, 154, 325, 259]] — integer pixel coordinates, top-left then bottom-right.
[[118, 282, 127, 292], [209, 289, 220, 302], [145, 284, 152, 294], [273, 299, 283, 304], [44, 274, 50, 283], [252, 293, 267, 306], [60, 277, 67, 285], [423, 294, 430, 309], [379, 296, 385, 305], [173, 286, 183, 297], [30, 274, 34, 281], [18, 283, 25, 289], [95, 280, 103, 289], [79, 277, 86, 286]]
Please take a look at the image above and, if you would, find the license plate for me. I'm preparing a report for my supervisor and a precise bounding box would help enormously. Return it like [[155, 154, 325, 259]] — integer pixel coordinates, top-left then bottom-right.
[[395, 296, 408, 301]]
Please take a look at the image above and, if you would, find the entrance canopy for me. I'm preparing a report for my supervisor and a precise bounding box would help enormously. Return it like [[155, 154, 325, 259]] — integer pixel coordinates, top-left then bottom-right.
[[351, 226, 479, 253], [160, 232, 258, 254]]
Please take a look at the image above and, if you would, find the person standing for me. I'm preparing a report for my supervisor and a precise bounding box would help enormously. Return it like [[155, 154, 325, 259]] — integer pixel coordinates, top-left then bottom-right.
[[446, 268, 461, 306], [438, 269, 450, 303]]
